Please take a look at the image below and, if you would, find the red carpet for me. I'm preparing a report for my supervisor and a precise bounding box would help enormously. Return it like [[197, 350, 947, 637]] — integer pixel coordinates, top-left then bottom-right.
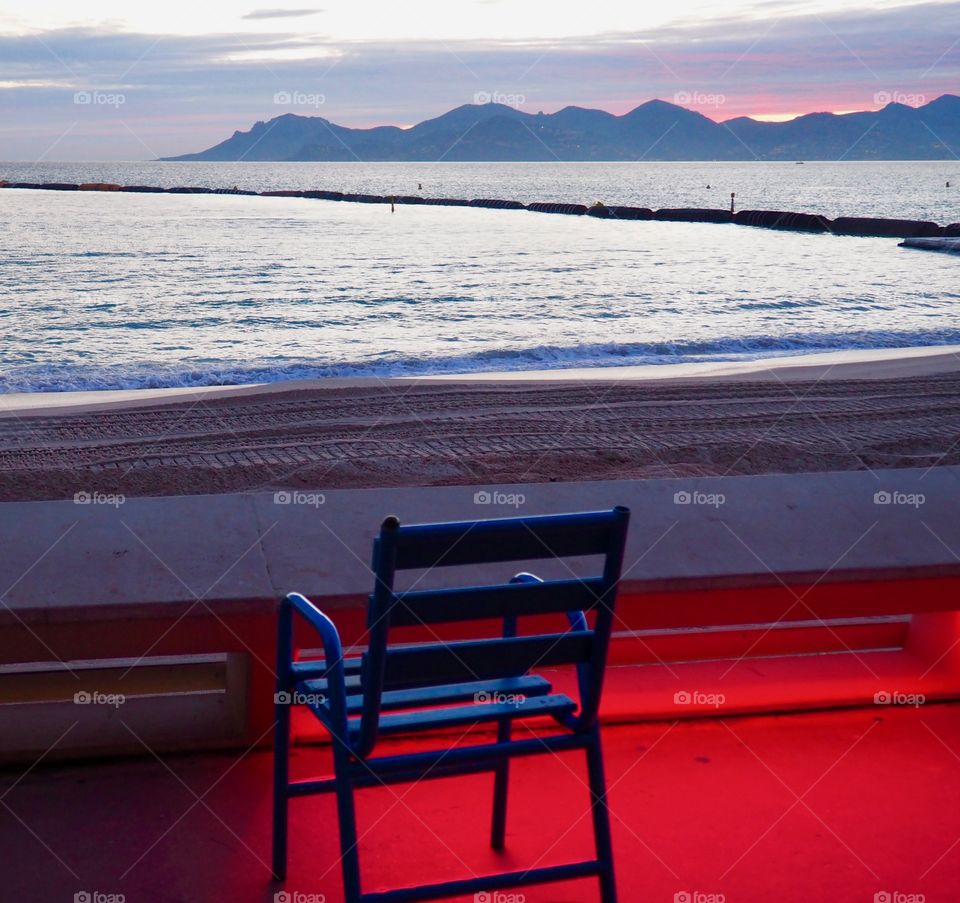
[[2, 703, 959, 902]]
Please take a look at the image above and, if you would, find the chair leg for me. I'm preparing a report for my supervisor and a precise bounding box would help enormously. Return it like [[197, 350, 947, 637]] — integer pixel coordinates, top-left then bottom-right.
[[333, 742, 363, 903], [490, 717, 512, 850], [586, 729, 617, 903], [272, 696, 291, 881]]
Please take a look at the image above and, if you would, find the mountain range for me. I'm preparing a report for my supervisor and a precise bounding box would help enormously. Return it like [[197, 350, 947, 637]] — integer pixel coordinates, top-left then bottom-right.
[[164, 95, 960, 162]]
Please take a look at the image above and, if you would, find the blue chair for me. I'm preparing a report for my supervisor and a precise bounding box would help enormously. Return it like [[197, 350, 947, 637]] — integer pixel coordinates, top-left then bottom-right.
[[272, 506, 631, 902]]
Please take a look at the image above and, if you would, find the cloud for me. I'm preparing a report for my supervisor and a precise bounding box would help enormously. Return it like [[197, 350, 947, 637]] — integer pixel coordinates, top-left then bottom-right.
[[241, 8, 323, 19], [0, 1, 957, 159]]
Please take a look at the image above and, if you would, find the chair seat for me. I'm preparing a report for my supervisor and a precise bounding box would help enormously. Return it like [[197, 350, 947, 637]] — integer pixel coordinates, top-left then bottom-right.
[[290, 656, 362, 681], [299, 673, 554, 715], [349, 691, 577, 740], [296, 671, 575, 739]]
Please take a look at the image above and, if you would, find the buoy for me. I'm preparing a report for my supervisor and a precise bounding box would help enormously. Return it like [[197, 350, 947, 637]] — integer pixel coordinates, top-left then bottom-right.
[[469, 199, 526, 209], [304, 190, 344, 200], [342, 193, 386, 203], [734, 210, 832, 232], [832, 216, 943, 239], [607, 206, 654, 220], [654, 208, 733, 224], [527, 202, 587, 216]]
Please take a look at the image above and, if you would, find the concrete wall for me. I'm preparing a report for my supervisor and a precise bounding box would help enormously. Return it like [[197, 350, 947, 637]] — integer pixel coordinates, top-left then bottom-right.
[[1, 466, 958, 761]]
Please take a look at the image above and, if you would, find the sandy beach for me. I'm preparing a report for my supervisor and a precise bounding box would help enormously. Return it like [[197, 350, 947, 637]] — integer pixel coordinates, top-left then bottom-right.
[[1, 346, 958, 502]]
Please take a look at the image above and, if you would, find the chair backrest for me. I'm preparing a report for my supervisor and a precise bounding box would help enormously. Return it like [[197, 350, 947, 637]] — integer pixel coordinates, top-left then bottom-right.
[[356, 506, 630, 756]]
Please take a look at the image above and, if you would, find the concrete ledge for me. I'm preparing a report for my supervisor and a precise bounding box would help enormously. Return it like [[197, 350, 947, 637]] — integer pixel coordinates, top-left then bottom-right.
[[1, 466, 958, 627], [1, 491, 273, 624]]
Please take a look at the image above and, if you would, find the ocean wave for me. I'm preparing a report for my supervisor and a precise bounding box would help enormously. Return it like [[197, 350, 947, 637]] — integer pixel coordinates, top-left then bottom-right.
[[3, 329, 960, 393]]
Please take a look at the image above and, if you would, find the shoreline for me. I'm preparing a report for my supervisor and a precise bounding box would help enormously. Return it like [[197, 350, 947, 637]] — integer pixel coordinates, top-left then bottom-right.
[[1, 345, 959, 502], [2, 344, 959, 418]]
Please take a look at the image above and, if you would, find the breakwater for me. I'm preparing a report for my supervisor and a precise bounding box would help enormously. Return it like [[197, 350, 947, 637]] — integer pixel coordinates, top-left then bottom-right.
[[2, 179, 958, 239]]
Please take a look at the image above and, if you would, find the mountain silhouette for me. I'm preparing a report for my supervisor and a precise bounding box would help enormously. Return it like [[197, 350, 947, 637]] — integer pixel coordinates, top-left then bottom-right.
[[163, 95, 960, 162]]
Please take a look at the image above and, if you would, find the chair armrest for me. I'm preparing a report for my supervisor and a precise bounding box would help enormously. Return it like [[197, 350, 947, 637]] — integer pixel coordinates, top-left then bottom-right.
[[509, 571, 589, 629], [505, 572, 542, 637], [510, 572, 542, 586], [279, 592, 350, 736], [510, 573, 590, 716]]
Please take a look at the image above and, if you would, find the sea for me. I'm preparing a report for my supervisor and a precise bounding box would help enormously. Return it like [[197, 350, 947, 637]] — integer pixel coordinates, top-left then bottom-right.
[[2, 161, 959, 393]]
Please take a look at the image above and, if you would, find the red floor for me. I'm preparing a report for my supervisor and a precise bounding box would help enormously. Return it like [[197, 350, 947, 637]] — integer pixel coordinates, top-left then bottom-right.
[[3, 703, 960, 902]]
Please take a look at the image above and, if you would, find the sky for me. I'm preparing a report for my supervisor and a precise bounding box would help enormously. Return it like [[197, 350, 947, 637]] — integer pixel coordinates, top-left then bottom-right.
[[0, 0, 957, 160]]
